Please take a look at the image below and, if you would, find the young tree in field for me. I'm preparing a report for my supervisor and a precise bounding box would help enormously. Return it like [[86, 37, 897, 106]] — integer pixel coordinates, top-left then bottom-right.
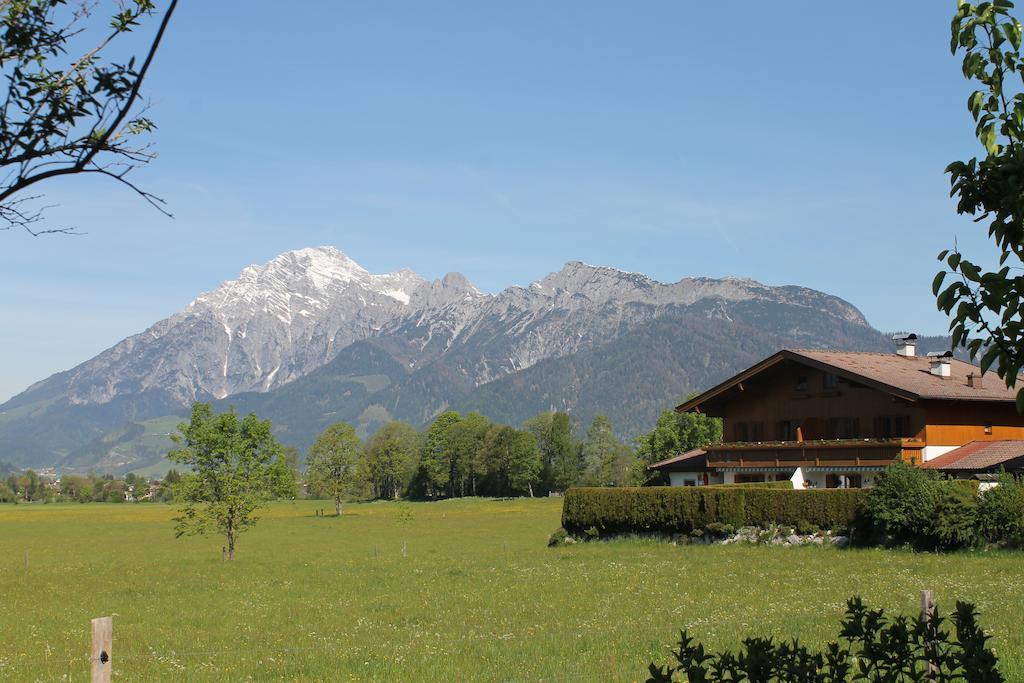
[[168, 403, 293, 560], [417, 411, 461, 497], [448, 411, 491, 496], [363, 421, 420, 499], [306, 422, 363, 515], [581, 415, 638, 487], [935, 2, 1024, 405], [635, 405, 722, 485], [483, 425, 542, 497], [0, 0, 179, 235]]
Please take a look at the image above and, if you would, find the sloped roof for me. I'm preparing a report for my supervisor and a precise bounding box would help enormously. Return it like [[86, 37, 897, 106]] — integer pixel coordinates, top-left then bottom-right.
[[677, 349, 1016, 414], [648, 448, 708, 471], [922, 440, 1024, 472]]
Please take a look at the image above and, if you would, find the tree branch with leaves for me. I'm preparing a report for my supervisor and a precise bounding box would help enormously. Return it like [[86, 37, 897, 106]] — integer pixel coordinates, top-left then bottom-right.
[[936, 0, 1024, 409], [0, 0, 178, 235]]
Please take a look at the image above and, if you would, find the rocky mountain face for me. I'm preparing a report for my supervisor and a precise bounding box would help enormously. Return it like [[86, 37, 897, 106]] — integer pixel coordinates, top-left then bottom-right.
[[0, 247, 939, 472]]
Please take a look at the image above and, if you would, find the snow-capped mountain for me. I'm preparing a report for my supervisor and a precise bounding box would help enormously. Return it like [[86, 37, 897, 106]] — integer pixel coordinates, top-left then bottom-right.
[[32, 247, 443, 406], [1, 246, 919, 471]]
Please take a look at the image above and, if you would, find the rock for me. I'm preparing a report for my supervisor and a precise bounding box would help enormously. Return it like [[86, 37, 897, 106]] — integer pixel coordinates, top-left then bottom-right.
[[831, 535, 849, 548], [786, 534, 802, 545]]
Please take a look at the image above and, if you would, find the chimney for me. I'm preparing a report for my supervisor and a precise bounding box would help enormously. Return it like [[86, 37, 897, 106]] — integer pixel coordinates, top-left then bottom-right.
[[967, 372, 983, 389], [927, 351, 953, 377], [893, 333, 918, 357]]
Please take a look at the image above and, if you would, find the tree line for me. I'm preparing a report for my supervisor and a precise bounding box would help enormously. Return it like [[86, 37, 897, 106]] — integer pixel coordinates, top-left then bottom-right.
[[0, 470, 178, 504], [0, 400, 722, 508], [1, 401, 721, 560], [304, 402, 721, 512]]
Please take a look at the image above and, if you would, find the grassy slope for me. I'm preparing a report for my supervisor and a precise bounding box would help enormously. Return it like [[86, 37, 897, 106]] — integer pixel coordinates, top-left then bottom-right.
[[0, 498, 1021, 682]]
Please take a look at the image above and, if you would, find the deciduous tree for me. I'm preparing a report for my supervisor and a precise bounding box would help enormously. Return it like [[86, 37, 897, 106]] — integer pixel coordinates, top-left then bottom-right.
[[581, 415, 637, 487], [448, 411, 490, 496], [306, 422, 363, 515], [482, 425, 541, 497], [363, 420, 420, 499], [635, 406, 722, 485], [0, 0, 178, 235], [525, 411, 582, 493], [935, 1, 1024, 405], [417, 411, 460, 497], [167, 403, 293, 560]]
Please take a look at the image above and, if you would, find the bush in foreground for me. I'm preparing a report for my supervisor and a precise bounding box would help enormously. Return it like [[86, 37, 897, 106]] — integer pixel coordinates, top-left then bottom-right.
[[647, 597, 1003, 682]]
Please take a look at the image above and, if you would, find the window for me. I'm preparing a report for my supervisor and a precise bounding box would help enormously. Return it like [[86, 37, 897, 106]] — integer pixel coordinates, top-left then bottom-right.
[[875, 415, 909, 439], [734, 422, 749, 441], [823, 372, 838, 389], [683, 479, 696, 487], [778, 420, 801, 440], [735, 473, 765, 484], [795, 375, 809, 391], [733, 422, 764, 442], [826, 474, 863, 489], [828, 417, 861, 439]]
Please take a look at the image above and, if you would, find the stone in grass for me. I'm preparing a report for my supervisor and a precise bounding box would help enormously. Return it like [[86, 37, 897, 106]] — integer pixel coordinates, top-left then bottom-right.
[[831, 535, 850, 548]]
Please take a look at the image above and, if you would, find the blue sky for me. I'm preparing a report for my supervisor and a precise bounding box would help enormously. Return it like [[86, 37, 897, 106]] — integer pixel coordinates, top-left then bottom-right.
[[0, 2, 999, 401]]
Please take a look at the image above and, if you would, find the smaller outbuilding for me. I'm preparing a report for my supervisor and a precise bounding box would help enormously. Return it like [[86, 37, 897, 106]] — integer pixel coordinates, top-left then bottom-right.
[[922, 440, 1024, 486], [648, 448, 723, 487]]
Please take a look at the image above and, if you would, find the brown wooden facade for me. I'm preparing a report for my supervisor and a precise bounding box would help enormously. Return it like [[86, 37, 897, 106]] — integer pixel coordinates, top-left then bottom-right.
[[682, 356, 1024, 471]]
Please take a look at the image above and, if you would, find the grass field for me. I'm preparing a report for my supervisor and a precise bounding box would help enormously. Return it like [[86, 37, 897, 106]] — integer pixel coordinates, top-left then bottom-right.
[[1, 498, 1023, 682]]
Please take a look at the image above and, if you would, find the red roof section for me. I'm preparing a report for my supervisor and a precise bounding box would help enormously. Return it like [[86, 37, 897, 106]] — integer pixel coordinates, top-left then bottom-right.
[[648, 448, 708, 471], [790, 350, 1016, 402], [922, 440, 1024, 471]]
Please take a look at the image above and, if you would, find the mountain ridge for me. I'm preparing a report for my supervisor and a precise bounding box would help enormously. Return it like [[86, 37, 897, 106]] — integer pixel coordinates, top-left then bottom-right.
[[0, 246, 945, 472]]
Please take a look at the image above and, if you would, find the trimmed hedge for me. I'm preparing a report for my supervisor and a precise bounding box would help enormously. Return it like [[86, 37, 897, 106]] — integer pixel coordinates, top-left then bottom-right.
[[561, 486, 865, 536]]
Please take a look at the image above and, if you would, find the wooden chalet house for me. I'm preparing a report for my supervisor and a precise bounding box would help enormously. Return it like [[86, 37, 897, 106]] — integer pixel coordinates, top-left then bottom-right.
[[650, 335, 1024, 488]]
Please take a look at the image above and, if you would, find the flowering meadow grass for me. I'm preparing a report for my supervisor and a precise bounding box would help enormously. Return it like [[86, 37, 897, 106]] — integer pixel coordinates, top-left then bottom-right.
[[1, 498, 1022, 681]]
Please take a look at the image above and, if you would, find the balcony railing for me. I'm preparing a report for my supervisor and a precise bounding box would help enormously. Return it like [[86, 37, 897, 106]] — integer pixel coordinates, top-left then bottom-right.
[[704, 438, 922, 469]]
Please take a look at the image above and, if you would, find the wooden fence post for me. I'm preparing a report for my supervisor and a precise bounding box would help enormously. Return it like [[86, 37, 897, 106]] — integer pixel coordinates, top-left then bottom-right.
[[90, 616, 112, 683], [920, 590, 937, 680]]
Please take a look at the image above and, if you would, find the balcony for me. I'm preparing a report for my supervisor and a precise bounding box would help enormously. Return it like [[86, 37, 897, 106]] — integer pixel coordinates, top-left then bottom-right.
[[704, 438, 923, 469]]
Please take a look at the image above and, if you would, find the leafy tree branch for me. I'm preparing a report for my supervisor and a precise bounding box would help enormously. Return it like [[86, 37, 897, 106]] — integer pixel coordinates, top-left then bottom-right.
[[0, 0, 178, 235]]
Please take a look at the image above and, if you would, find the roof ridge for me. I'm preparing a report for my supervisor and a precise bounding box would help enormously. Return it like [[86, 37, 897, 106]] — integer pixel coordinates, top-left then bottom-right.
[[786, 348, 915, 357]]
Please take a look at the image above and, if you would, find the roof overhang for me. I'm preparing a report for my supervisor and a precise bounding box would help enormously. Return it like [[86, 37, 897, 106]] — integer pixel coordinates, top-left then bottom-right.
[[676, 350, 919, 415]]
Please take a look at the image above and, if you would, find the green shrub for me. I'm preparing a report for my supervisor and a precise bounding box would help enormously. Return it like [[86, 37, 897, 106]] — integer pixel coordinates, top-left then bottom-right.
[[704, 522, 734, 538], [795, 519, 818, 535], [547, 527, 569, 547], [647, 597, 1004, 682], [929, 484, 979, 550], [979, 474, 1024, 545], [561, 487, 864, 536], [861, 462, 942, 544], [862, 462, 981, 549]]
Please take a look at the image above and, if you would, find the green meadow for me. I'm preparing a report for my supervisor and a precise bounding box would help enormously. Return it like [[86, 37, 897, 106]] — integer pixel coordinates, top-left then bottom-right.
[[1, 498, 1023, 682]]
